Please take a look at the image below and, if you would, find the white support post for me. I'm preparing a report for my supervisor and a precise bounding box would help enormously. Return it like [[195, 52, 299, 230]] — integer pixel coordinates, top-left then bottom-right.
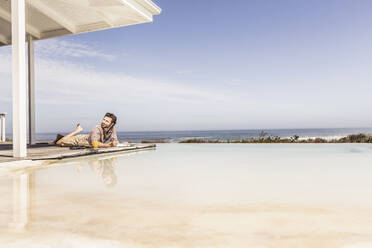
[[11, 0, 27, 157], [28, 35, 36, 145], [0, 112, 6, 142]]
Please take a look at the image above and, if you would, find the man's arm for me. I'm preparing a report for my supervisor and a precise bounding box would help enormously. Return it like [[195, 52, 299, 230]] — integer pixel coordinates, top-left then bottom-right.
[[110, 127, 119, 147], [96, 142, 114, 148]]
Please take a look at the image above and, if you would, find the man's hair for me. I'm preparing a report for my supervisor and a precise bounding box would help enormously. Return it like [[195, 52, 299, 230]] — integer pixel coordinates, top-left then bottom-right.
[[105, 112, 117, 125]]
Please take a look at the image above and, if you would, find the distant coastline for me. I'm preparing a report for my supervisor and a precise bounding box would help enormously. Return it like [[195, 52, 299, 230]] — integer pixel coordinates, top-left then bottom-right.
[[142, 133, 372, 144]]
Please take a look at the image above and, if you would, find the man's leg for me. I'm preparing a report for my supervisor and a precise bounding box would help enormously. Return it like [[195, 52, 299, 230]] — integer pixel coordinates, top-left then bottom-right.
[[56, 124, 83, 146]]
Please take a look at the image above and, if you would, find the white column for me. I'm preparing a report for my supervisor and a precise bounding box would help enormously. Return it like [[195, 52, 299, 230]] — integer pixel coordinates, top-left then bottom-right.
[[28, 35, 36, 145], [0, 113, 6, 142], [11, 0, 27, 157]]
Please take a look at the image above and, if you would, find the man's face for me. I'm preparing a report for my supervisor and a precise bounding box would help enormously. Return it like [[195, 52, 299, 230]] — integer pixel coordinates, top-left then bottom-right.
[[101, 116, 113, 128]]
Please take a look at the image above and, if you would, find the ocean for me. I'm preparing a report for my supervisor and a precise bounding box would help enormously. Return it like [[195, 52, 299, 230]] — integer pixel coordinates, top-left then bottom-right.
[[33, 127, 372, 143]]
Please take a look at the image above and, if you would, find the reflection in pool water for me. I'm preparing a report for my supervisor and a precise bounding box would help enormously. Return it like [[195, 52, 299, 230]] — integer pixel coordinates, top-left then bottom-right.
[[88, 157, 118, 187], [8, 172, 35, 230], [1, 144, 372, 248]]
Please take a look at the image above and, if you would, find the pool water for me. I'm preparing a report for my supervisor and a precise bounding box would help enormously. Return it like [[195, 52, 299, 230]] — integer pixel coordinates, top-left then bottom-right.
[[1, 144, 372, 248]]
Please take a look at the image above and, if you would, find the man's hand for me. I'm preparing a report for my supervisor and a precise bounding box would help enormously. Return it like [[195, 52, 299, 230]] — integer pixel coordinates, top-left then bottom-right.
[[94, 141, 118, 148], [96, 142, 113, 148], [108, 141, 118, 147]]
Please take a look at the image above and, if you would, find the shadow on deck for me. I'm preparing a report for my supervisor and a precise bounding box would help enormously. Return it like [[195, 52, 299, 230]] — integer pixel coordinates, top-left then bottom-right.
[[0, 142, 155, 163]]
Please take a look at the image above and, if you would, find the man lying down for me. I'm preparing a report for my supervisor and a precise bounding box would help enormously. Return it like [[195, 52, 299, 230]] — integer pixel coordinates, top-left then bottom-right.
[[54, 112, 118, 148]]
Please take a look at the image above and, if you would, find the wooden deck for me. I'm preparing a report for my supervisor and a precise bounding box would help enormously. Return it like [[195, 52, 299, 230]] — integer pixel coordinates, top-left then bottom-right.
[[0, 142, 156, 163]]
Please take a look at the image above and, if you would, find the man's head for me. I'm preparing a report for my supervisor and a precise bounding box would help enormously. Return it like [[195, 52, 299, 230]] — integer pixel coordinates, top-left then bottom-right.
[[101, 112, 117, 129]]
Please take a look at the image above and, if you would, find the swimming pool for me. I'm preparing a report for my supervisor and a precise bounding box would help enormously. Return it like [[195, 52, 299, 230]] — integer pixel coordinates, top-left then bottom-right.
[[1, 144, 372, 248]]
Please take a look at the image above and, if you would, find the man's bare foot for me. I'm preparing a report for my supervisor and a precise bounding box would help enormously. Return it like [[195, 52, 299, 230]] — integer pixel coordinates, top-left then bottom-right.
[[76, 124, 83, 133]]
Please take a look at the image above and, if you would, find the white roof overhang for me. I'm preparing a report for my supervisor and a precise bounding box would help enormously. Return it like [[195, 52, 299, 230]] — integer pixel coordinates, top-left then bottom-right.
[[0, 0, 161, 46]]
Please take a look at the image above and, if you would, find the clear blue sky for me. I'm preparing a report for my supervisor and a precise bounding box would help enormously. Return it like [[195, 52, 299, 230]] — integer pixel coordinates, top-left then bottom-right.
[[1, 0, 372, 132]]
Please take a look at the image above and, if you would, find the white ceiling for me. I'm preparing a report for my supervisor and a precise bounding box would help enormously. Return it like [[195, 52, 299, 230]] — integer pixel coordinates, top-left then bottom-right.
[[0, 0, 161, 46]]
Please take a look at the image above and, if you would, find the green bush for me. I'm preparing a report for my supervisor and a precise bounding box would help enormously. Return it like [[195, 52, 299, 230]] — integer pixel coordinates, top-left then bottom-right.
[[177, 133, 372, 144]]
